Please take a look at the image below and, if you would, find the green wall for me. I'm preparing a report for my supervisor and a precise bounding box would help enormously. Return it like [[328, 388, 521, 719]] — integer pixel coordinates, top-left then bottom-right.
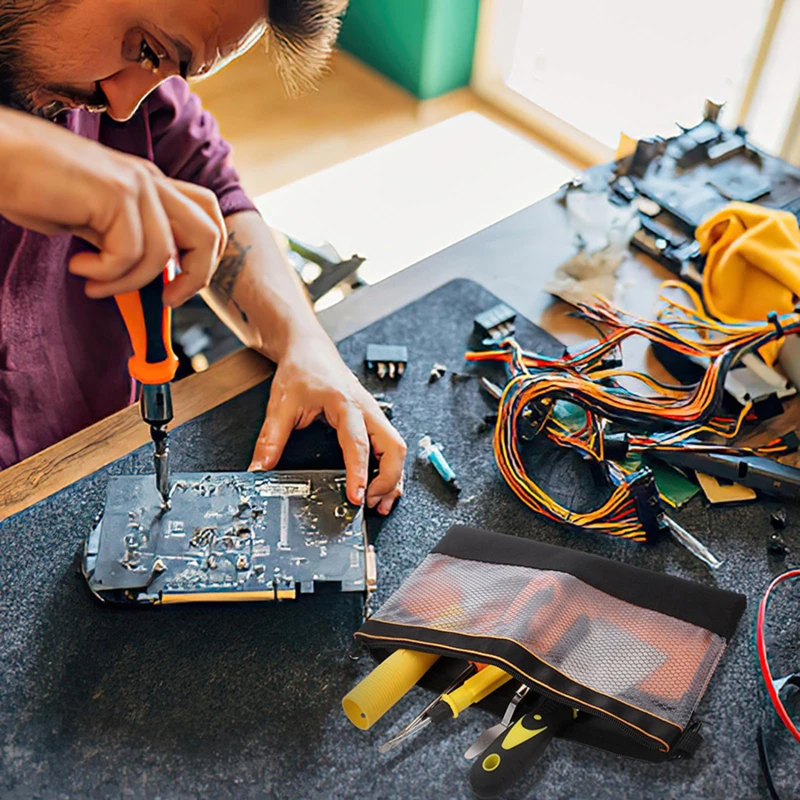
[[338, 0, 481, 100]]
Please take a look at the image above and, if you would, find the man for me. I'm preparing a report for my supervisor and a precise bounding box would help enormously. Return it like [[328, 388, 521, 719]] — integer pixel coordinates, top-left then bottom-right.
[[0, 0, 406, 515]]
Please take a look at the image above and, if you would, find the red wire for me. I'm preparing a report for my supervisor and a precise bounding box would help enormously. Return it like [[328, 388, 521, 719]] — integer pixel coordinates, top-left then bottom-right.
[[756, 569, 800, 744]]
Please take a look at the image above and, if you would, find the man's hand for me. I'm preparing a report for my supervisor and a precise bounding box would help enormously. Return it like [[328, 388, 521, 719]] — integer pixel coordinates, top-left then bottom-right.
[[0, 106, 226, 306], [248, 332, 407, 515]]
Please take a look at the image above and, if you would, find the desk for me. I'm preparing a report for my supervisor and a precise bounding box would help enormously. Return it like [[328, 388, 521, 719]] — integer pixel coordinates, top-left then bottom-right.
[[1, 194, 797, 799], [0, 193, 672, 524]]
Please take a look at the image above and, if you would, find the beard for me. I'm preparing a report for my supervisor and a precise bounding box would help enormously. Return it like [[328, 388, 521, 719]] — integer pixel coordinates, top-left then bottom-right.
[[0, 66, 108, 120], [0, 77, 106, 120]]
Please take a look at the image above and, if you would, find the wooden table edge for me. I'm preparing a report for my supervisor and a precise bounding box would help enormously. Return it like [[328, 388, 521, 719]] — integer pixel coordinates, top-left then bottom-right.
[[0, 348, 274, 523]]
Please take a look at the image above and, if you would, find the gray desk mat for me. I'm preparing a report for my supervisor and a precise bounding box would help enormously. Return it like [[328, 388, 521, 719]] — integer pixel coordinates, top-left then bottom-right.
[[1, 279, 797, 799]]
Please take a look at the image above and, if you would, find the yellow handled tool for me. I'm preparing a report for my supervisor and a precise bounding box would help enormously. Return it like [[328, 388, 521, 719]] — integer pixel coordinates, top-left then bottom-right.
[[342, 649, 439, 730], [470, 697, 576, 798], [436, 666, 512, 720], [378, 664, 513, 752]]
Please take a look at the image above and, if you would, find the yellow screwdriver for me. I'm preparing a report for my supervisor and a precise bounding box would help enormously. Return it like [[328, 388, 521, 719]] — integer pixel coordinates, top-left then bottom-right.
[[378, 665, 512, 752]]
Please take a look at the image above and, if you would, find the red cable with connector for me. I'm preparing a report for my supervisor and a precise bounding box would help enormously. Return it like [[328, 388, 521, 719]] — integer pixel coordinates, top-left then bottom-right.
[[756, 568, 800, 744]]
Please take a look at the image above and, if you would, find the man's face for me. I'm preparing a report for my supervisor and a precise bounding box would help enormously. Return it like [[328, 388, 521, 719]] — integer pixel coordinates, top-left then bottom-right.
[[8, 0, 268, 121]]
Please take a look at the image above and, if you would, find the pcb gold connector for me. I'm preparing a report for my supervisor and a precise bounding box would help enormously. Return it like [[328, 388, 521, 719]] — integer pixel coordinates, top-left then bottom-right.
[[365, 344, 408, 380]]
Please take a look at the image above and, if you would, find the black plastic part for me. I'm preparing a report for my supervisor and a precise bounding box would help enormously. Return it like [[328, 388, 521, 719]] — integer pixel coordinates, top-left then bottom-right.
[[600, 351, 624, 369], [286, 237, 366, 303], [750, 393, 786, 422], [306, 256, 364, 303], [603, 433, 630, 461], [707, 135, 746, 164], [767, 531, 788, 557], [375, 400, 393, 420], [770, 508, 788, 530], [780, 431, 800, 454], [428, 699, 453, 726], [629, 469, 664, 540], [474, 304, 517, 337], [365, 344, 408, 367], [140, 275, 169, 365], [675, 139, 708, 170], [630, 230, 684, 274], [639, 217, 686, 249], [140, 383, 173, 426], [650, 343, 787, 421], [470, 698, 574, 799], [628, 138, 667, 178], [611, 178, 636, 202], [655, 451, 800, 501]]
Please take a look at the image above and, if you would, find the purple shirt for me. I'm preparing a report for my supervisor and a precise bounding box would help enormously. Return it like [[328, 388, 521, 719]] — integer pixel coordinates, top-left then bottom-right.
[[0, 78, 255, 469]]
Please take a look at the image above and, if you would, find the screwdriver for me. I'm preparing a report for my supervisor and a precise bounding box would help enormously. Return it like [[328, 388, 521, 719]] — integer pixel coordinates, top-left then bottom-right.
[[379, 664, 511, 751], [115, 264, 179, 507], [470, 696, 576, 798], [379, 662, 480, 753]]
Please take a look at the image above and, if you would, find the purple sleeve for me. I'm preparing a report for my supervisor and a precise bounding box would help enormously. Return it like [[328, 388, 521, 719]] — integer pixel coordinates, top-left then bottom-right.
[[146, 78, 256, 218]]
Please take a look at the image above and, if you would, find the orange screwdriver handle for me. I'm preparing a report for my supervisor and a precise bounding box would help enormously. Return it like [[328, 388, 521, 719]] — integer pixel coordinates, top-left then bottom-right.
[[115, 267, 179, 386]]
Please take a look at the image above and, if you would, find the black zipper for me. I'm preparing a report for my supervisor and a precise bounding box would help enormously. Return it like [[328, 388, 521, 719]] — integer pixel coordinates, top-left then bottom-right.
[[357, 635, 680, 758]]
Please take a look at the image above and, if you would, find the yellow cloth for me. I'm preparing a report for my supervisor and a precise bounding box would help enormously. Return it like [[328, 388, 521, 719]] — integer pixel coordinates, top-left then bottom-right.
[[696, 201, 800, 365]]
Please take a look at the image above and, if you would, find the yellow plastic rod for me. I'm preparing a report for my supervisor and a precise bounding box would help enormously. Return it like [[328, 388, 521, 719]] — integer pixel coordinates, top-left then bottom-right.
[[342, 649, 439, 730], [441, 665, 511, 719]]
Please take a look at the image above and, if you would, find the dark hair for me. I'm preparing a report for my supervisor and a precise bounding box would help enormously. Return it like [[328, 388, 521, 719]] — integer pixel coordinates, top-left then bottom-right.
[[0, 0, 64, 109], [266, 0, 349, 95]]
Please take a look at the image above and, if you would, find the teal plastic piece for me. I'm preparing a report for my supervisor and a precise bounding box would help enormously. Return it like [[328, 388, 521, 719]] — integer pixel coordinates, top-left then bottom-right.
[[428, 444, 456, 482], [338, 0, 480, 99]]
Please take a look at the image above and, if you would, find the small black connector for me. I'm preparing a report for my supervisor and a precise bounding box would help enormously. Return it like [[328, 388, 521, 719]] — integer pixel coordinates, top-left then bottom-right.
[[767, 530, 789, 557], [365, 344, 408, 380], [780, 431, 800, 454], [428, 363, 447, 383], [629, 469, 664, 540], [603, 433, 630, 461], [474, 303, 516, 341], [770, 508, 787, 530], [476, 413, 498, 434], [371, 393, 394, 419]]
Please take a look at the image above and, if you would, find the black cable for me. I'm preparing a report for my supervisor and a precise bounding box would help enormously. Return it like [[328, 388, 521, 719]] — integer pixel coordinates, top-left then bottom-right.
[[757, 724, 783, 800]]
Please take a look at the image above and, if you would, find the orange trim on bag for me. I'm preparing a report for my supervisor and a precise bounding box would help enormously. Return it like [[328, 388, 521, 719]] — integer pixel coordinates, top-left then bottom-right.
[[357, 624, 680, 752]]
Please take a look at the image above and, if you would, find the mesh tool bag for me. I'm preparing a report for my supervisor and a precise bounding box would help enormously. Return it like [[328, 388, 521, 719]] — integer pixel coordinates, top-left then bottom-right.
[[356, 525, 746, 762]]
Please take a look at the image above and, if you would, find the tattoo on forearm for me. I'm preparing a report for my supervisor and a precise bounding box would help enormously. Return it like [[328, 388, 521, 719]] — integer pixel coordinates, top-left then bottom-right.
[[211, 231, 251, 302]]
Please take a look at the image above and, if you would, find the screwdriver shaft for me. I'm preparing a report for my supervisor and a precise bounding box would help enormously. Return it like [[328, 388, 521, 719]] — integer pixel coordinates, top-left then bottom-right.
[[153, 430, 170, 507], [663, 515, 724, 569]]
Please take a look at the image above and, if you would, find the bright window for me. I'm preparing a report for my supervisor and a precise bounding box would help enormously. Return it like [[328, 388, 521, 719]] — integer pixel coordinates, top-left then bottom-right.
[[474, 0, 800, 163]]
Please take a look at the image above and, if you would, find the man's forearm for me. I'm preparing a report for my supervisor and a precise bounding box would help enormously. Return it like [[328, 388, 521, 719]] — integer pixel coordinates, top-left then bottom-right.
[[201, 210, 326, 360]]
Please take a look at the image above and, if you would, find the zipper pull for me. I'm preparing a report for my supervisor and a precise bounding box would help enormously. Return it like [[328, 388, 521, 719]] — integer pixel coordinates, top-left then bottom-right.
[[669, 719, 704, 760]]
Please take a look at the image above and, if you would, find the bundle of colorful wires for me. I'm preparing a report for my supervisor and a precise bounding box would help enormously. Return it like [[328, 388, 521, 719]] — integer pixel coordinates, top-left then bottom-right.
[[465, 283, 800, 542]]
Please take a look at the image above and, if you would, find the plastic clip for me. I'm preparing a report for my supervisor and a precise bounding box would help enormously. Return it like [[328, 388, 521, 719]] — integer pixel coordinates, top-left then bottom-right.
[[767, 311, 784, 338]]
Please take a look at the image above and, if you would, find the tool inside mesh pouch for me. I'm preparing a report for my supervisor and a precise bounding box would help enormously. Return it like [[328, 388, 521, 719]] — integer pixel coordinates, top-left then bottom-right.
[[356, 525, 746, 761]]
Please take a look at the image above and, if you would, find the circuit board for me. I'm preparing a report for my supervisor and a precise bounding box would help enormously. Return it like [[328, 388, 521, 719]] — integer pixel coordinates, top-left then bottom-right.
[[83, 471, 375, 604]]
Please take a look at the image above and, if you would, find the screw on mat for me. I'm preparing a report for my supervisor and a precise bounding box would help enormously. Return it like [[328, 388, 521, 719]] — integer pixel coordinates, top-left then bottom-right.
[[477, 414, 499, 434], [429, 363, 447, 383], [768, 508, 789, 557]]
